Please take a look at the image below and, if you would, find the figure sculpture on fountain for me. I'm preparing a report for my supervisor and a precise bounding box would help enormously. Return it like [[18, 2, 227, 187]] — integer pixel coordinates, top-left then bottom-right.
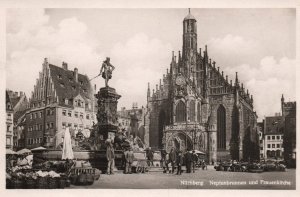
[[99, 57, 115, 87]]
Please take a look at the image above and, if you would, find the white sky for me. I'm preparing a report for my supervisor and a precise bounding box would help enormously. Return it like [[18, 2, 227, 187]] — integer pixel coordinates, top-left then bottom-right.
[[6, 8, 296, 120]]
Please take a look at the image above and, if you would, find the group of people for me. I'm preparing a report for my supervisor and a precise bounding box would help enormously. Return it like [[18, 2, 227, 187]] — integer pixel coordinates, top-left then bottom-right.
[[160, 147, 206, 175]]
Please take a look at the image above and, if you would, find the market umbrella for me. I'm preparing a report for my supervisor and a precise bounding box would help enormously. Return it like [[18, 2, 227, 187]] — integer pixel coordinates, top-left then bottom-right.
[[17, 148, 31, 155], [62, 127, 74, 160], [6, 149, 17, 155], [31, 146, 47, 151], [189, 150, 206, 155]]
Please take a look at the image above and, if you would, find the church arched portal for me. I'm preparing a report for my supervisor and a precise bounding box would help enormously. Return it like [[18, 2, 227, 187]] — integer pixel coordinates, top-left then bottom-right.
[[166, 132, 193, 152]]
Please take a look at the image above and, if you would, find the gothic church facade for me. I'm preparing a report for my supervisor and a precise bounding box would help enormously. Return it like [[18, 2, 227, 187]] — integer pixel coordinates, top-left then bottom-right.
[[145, 10, 259, 163]]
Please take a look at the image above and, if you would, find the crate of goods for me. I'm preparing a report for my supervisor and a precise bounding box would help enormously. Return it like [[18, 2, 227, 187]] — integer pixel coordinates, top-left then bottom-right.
[[11, 178, 24, 189], [70, 167, 96, 185], [24, 178, 36, 189], [36, 176, 49, 189]]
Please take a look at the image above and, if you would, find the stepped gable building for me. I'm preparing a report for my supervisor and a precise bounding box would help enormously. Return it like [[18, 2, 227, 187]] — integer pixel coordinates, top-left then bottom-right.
[[145, 10, 258, 163], [25, 58, 97, 149]]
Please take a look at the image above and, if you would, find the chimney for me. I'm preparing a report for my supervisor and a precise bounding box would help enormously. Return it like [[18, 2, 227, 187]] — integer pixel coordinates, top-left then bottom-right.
[[74, 68, 78, 82], [62, 62, 68, 70]]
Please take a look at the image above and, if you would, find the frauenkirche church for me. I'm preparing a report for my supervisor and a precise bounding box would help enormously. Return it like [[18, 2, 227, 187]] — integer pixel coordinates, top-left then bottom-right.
[[144, 10, 259, 163]]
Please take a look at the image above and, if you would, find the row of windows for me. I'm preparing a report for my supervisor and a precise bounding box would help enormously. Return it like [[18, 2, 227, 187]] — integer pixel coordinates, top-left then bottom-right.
[[28, 122, 54, 131], [267, 143, 282, 149], [62, 122, 84, 129], [30, 109, 54, 119], [62, 110, 91, 119], [27, 138, 42, 145], [266, 135, 283, 140], [32, 98, 52, 108]]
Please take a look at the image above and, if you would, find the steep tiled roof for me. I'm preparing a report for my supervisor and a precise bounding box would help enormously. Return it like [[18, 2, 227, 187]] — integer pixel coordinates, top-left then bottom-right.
[[265, 116, 284, 135], [48, 64, 93, 107], [10, 97, 21, 107]]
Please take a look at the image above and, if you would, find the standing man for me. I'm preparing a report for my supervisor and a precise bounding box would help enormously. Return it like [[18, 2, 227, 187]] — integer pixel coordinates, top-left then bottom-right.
[[192, 150, 198, 173], [125, 147, 134, 174], [185, 150, 192, 173], [169, 147, 177, 173], [106, 139, 115, 175], [147, 147, 154, 167], [176, 151, 184, 175], [99, 57, 115, 87]]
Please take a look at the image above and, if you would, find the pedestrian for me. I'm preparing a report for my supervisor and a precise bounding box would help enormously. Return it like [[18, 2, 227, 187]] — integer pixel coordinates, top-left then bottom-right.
[[169, 147, 177, 173], [185, 150, 192, 173], [123, 148, 129, 174], [202, 160, 207, 170], [192, 150, 198, 173], [146, 147, 154, 167], [106, 139, 115, 175], [160, 149, 169, 173], [125, 147, 134, 174], [176, 151, 184, 175]]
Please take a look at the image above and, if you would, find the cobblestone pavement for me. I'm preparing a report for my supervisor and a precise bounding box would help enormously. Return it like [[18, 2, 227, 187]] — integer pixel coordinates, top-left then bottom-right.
[[70, 166, 296, 189]]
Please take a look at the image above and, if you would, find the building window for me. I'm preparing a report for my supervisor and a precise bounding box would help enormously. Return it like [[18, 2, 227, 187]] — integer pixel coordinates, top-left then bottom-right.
[[277, 136, 280, 140], [75, 112, 79, 118], [74, 124, 78, 129], [217, 105, 226, 150], [62, 110, 66, 116], [50, 122, 54, 129], [197, 102, 201, 122], [68, 111, 72, 117], [272, 144, 275, 148], [86, 114, 90, 120], [62, 123, 66, 129], [80, 81, 83, 85], [189, 100, 195, 122], [65, 99, 68, 105], [58, 74, 62, 79], [39, 124, 43, 130], [47, 109, 51, 116], [39, 112, 42, 118], [175, 101, 186, 122], [80, 113, 84, 119], [272, 136, 275, 140], [281, 136, 284, 140], [277, 144, 280, 148], [68, 123, 72, 128], [46, 123, 50, 130], [267, 136, 270, 140], [267, 144, 270, 148]]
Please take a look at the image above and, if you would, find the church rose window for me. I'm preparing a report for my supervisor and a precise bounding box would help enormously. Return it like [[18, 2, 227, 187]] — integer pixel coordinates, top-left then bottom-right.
[[175, 100, 186, 122]]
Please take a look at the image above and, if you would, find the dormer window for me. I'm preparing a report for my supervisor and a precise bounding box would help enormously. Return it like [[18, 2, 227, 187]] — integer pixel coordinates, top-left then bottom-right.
[[80, 81, 83, 85], [69, 78, 73, 82], [58, 75, 62, 79]]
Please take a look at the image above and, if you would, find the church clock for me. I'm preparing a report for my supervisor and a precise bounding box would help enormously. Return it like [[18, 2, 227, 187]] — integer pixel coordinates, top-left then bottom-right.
[[176, 75, 186, 86]]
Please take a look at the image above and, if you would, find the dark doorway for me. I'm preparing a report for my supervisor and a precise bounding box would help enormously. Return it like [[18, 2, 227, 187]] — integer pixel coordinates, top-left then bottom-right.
[[158, 110, 166, 149]]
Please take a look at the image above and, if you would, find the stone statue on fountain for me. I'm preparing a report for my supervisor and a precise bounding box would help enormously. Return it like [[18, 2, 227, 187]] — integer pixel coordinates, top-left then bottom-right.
[[99, 57, 115, 87]]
